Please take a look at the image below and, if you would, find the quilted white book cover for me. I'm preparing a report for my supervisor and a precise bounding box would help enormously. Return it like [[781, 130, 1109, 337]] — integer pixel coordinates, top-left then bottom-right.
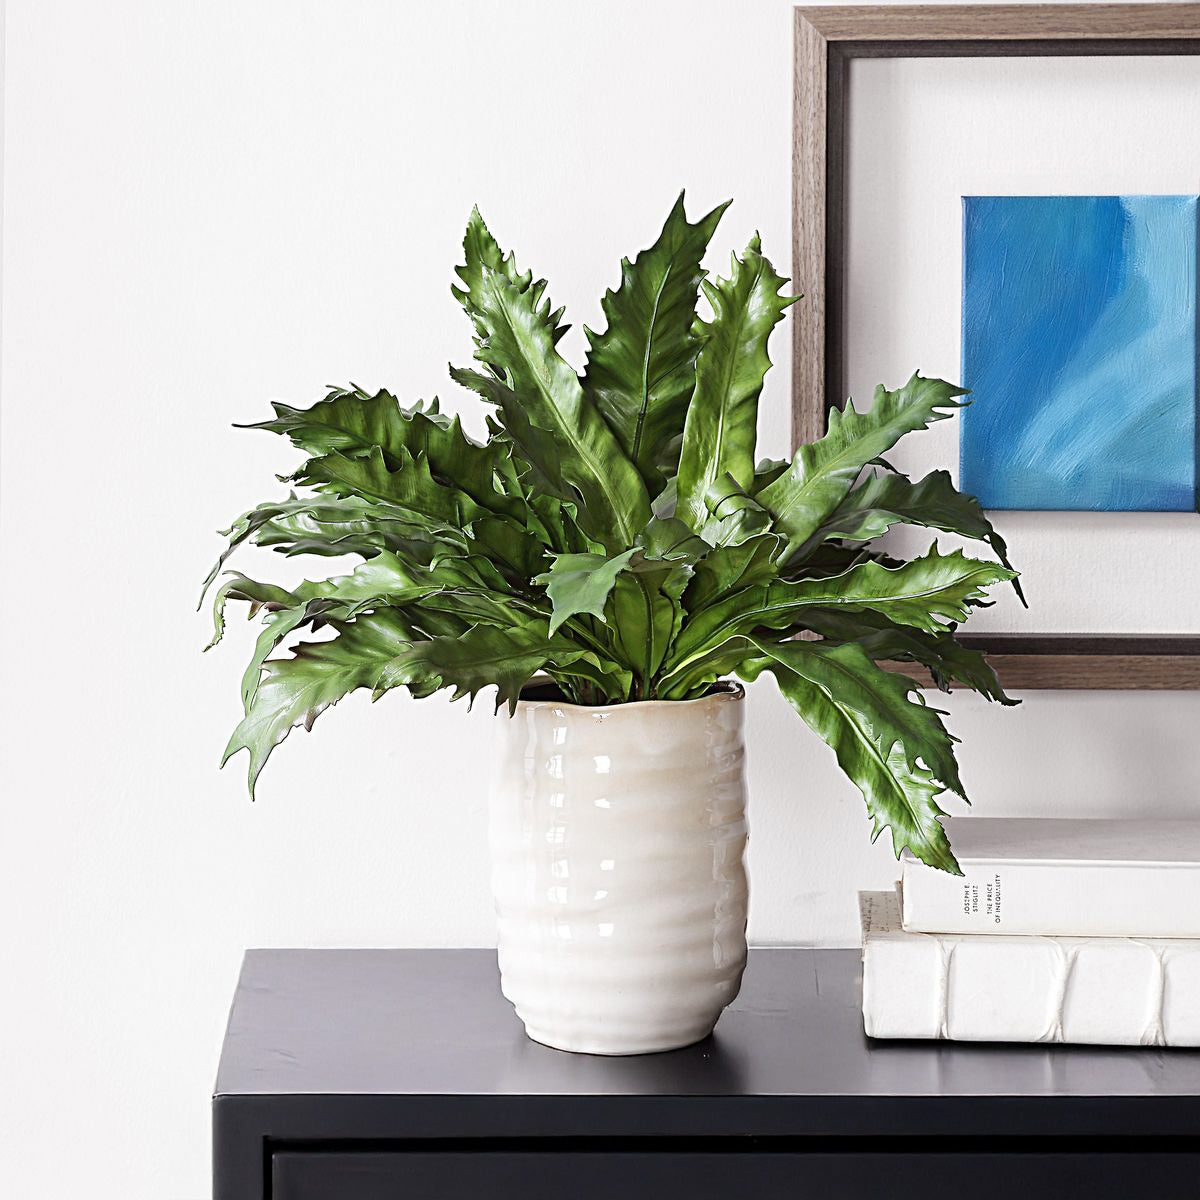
[[861, 891, 1200, 1046]]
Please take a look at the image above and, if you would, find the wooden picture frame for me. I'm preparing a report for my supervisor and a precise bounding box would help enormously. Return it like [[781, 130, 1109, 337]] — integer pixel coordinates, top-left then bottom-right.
[[792, 3, 1200, 689]]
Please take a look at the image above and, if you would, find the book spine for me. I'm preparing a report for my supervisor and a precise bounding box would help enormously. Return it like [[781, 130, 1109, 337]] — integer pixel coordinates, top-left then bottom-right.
[[900, 859, 1200, 938]]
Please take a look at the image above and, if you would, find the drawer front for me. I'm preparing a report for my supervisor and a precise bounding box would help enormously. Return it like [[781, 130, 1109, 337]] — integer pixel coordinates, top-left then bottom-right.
[[273, 1149, 1200, 1200]]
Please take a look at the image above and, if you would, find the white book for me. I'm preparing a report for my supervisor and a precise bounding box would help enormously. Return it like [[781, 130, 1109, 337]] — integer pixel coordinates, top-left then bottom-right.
[[900, 817, 1200, 938], [860, 891, 1200, 1046]]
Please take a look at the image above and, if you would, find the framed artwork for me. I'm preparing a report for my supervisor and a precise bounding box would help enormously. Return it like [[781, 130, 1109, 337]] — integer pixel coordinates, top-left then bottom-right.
[[793, 3, 1200, 688]]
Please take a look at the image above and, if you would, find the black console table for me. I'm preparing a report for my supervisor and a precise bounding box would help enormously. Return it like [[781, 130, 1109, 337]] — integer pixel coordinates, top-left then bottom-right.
[[213, 948, 1200, 1199]]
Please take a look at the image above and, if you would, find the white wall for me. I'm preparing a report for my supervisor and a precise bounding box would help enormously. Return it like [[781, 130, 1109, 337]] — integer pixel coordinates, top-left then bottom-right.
[[2, 2, 1197, 1197]]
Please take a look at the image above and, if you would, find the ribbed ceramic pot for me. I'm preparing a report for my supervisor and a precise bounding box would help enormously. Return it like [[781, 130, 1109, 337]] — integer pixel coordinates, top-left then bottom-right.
[[488, 683, 749, 1055]]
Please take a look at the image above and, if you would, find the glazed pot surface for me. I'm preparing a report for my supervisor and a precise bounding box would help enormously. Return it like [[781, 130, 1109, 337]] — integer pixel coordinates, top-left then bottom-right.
[[488, 685, 749, 1055]]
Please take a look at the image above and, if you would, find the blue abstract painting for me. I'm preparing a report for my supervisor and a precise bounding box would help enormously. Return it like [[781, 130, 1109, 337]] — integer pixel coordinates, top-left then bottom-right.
[[959, 194, 1199, 511]]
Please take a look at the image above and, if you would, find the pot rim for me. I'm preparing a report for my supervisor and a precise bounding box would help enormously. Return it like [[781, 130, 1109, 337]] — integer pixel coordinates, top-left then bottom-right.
[[513, 678, 744, 713]]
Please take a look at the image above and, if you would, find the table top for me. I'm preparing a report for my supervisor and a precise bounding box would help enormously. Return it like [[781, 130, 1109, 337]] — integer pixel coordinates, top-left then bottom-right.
[[216, 947, 1200, 1135]]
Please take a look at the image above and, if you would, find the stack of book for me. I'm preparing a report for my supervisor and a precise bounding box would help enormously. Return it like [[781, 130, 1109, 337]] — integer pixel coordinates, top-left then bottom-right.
[[860, 818, 1200, 1046]]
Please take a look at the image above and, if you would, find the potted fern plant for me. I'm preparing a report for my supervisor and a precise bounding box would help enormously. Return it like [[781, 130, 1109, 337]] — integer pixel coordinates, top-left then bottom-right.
[[204, 194, 1018, 1055]]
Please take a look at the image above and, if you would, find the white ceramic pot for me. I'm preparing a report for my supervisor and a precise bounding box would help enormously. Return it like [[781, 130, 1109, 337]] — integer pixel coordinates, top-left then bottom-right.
[[488, 683, 749, 1055]]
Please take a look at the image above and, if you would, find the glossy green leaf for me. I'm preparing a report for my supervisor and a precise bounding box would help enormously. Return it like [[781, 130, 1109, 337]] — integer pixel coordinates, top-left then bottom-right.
[[374, 620, 589, 711], [209, 494, 448, 573], [675, 237, 795, 528], [296, 446, 484, 527], [207, 574, 301, 651], [801, 607, 1014, 705], [550, 653, 635, 705], [662, 547, 1017, 700], [468, 515, 548, 582], [635, 516, 709, 563], [214, 553, 443, 705], [453, 206, 568, 344], [449, 363, 569, 504], [584, 193, 729, 489], [200, 496, 333, 606], [757, 375, 968, 560], [767, 546, 1017, 636], [246, 387, 525, 523], [683, 534, 782, 613], [222, 610, 414, 797], [534, 549, 638, 635], [240, 386, 422, 467], [811, 467, 1023, 601], [660, 547, 1013, 689], [739, 640, 964, 872], [699, 472, 774, 546], [464, 270, 651, 551], [610, 557, 692, 695]]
